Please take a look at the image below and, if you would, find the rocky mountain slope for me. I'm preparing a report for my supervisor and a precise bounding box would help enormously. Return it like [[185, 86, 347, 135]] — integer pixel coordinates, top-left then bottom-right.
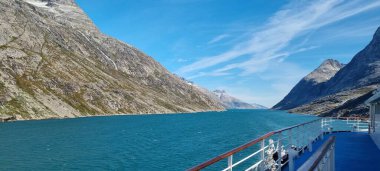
[[273, 59, 344, 110], [0, 0, 224, 120], [274, 27, 380, 117], [212, 90, 267, 109], [288, 85, 377, 116], [323, 28, 380, 94]]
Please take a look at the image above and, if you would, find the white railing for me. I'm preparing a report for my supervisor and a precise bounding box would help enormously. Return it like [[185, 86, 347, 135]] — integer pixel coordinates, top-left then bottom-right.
[[188, 117, 368, 171], [346, 119, 369, 132], [322, 117, 369, 133]]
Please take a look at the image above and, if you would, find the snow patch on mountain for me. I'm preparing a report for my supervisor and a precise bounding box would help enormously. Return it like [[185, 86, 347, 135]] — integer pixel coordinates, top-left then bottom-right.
[[25, 0, 49, 8]]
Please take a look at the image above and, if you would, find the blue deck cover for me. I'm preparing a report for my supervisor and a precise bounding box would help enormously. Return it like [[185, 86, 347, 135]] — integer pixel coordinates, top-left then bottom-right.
[[285, 132, 380, 171]]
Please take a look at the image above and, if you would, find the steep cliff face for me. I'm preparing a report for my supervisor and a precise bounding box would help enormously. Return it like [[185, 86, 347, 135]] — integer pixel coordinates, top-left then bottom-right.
[[324, 27, 380, 94], [274, 27, 380, 117], [273, 59, 344, 110], [0, 0, 224, 120]]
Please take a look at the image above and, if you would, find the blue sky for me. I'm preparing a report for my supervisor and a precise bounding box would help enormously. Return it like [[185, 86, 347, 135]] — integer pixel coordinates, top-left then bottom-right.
[[76, 0, 380, 107]]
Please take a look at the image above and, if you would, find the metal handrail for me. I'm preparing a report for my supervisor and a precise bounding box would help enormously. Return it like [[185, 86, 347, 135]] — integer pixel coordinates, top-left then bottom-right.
[[329, 117, 368, 121], [188, 117, 368, 171], [322, 117, 369, 133], [297, 136, 336, 171], [187, 118, 323, 171], [187, 132, 275, 171]]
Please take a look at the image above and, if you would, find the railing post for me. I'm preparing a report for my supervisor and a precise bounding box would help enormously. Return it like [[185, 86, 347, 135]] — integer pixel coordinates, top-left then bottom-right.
[[322, 118, 325, 130], [277, 132, 282, 171], [302, 125, 305, 153], [369, 122, 371, 134], [296, 126, 300, 149], [328, 118, 333, 134], [332, 144, 335, 171], [320, 119, 324, 140], [261, 140, 265, 161], [368, 113, 371, 133], [321, 119, 323, 131], [317, 120, 320, 137], [308, 137, 313, 152], [289, 129, 293, 147], [288, 148, 298, 171], [357, 120, 360, 132], [228, 155, 233, 171]]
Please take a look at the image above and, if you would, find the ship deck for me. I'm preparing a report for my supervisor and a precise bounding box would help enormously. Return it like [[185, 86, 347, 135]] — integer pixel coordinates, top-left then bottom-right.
[[285, 132, 380, 171]]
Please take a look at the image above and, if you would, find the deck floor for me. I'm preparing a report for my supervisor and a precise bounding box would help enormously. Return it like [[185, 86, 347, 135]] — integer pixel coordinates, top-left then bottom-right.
[[285, 132, 380, 171]]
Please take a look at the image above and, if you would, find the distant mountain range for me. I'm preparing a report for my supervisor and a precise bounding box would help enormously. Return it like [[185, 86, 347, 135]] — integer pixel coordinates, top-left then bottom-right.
[[273, 27, 380, 117], [178, 76, 267, 110], [212, 90, 267, 109]]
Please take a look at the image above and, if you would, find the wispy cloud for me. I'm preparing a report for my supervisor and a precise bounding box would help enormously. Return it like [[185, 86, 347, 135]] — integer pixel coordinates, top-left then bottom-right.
[[219, 62, 310, 107], [176, 58, 189, 63], [178, 0, 380, 76], [186, 71, 231, 79], [207, 34, 230, 45], [315, 16, 380, 41]]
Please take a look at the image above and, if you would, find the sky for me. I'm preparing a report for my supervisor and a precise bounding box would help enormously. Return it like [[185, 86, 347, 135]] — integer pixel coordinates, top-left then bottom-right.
[[76, 0, 380, 107]]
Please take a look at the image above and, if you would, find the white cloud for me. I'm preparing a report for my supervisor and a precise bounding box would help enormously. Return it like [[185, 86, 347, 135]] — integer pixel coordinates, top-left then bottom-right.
[[187, 71, 231, 80], [207, 34, 230, 45], [314, 16, 380, 41], [178, 0, 380, 75], [176, 58, 189, 63]]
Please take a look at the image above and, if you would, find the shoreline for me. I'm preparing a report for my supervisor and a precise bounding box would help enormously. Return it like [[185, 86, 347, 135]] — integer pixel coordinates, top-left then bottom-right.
[[285, 110, 370, 119], [1, 108, 280, 122], [1, 109, 313, 123], [1, 109, 227, 122], [263, 108, 317, 116]]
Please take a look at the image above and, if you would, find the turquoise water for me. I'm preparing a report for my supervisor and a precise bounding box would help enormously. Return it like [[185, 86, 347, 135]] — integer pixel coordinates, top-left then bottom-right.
[[0, 110, 317, 170]]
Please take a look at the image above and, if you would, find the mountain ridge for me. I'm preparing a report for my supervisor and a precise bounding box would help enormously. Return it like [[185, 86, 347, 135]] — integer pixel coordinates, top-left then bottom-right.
[[273, 59, 344, 110], [322, 27, 380, 95], [0, 0, 224, 120], [274, 27, 380, 117]]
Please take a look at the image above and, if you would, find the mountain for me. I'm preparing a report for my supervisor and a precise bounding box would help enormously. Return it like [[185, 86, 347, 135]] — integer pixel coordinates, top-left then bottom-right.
[[0, 0, 224, 120], [273, 59, 345, 109], [250, 103, 268, 109], [288, 85, 377, 116], [173, 76, 268, 109], [274, 27, 380, 116], [323, 27, 380, 94], [212, 90, 267, 109]]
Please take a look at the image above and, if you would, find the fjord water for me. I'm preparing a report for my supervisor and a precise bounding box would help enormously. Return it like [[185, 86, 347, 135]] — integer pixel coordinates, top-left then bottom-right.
[[0, 110, 316, 170]]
